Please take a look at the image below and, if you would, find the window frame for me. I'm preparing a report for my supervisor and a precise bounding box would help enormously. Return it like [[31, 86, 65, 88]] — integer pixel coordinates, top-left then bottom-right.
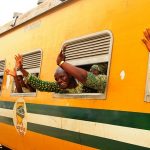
[[10, 49, 42, 97], [0, 59, 6, 95], [145, 53, 150, 102], [53, 30, 113, 99]]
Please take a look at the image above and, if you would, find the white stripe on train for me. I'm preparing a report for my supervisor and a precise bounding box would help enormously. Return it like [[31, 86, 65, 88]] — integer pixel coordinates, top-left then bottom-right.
[[0, 108, 150, 148]]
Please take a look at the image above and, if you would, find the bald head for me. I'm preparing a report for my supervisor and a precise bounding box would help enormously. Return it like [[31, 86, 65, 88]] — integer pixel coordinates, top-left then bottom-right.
[[54, 67, 70, 89], [54, 67, 77, 89], [54, 67, 65, 75]]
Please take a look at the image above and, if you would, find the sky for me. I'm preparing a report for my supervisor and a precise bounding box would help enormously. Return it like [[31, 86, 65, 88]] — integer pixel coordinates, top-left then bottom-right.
[[0, 0, 38, 26]]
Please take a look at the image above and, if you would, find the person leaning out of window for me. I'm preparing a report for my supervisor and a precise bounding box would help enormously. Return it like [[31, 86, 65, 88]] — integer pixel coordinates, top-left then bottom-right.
[[12, 47, 107, 94], [5, 67, 35, 93]]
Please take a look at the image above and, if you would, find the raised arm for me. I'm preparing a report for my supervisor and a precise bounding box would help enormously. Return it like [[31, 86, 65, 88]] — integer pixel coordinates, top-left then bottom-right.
[[57, 50, 88, 83], [5, 68, 23, 93], [15, 54, 29, 77], [15, 54, 60, 93], [142, 28, 150, 52]]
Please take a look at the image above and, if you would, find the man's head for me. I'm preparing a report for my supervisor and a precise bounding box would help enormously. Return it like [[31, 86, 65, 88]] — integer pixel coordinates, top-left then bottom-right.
[[54, 67, 72, 89], [90, 65, 100, 76]]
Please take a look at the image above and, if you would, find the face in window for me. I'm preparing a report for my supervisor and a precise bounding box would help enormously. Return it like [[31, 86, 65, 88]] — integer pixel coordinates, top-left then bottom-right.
[[90, 65, 100, 76], [54, 68, 70, 89], [91, 69, 100, 76]]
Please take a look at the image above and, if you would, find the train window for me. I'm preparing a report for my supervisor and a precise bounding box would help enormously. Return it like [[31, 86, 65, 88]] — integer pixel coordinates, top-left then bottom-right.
[[54, 30, 113, 99], [11, 50, 42, 97], [0, 60, 5, 94], [145, 55, 150, 102]]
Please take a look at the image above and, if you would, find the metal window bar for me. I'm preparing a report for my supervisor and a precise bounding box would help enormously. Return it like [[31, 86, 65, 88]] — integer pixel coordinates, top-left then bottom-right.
[[23, 50, 41, 69], [0, 60, 5, 75], [64, 33, 111, 61]]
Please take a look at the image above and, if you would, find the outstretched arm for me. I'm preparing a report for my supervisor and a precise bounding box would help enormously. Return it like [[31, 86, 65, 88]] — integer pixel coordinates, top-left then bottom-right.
[[57, 50, 88, 83], [15, 54, 60, 93], [15, 54, 29, 77], [142, 28, 150, 52], [5, 68, 23, 93], [60, 62, 87, 83]]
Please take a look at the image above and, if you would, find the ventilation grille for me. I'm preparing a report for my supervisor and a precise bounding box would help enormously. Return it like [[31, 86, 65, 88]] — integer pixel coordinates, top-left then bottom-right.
[[23, 51, 41, 69], [64, 33, 111, 61], [0, 60, 5, 72]]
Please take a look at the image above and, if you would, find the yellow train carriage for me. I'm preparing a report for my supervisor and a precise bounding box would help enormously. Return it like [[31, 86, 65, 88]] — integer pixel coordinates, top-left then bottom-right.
[[0, 0, 150, 149]]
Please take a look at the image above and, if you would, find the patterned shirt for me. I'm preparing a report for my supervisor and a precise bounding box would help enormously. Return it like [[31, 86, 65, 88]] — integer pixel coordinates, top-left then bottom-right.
[[26, 72, 107, 93]]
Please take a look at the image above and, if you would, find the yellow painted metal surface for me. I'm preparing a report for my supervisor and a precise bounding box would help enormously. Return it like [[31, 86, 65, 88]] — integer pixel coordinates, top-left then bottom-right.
[[0, 0, 149, 111], [0, 0, 149, 149]]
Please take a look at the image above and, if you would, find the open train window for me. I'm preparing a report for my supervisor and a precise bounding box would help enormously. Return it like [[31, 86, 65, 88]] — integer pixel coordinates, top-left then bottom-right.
[[0, 60, 5, 94], [11, 50, 42, 97], [54, 30, 113, 99]]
